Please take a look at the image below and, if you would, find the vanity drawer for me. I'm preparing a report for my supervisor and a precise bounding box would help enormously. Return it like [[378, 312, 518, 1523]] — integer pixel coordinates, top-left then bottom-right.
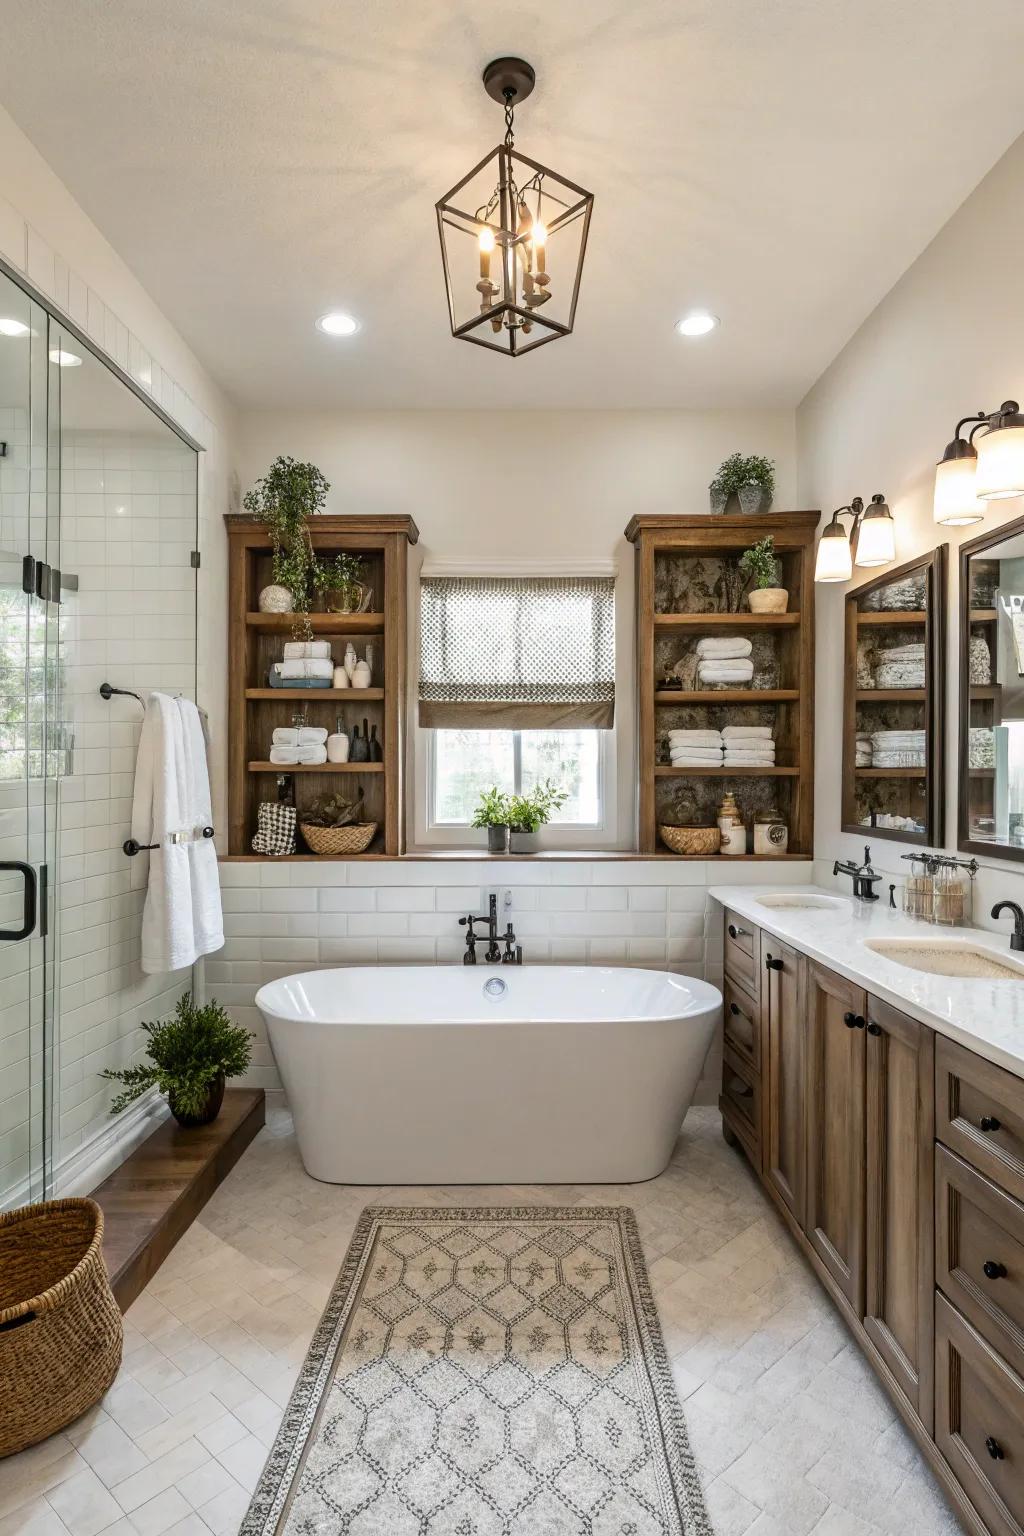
[[937, 1145, 1024, 1378], [937, 1037, 1024, 1204], [723, 910, 758, 991], [720, 1044, 761, 1164], [935, 1292, 1024, 1536], [723, 974, 762, 1077]]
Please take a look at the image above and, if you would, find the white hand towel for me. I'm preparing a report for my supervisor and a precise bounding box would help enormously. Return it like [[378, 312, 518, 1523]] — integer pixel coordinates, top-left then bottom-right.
[[131, 692, 194, 975], [176, 696, 223, 963], [278, 658, 335, 680], [721, 725, 773, 740], [669, 747, 723, 763], [269, 744, 300, 765], [723, 753, 777, 766], [272, 727, 299, 747], [667, 731, 723, 748], [668, 727, 723, 739], [671, 756, 726, 767], [282, 640, 332, 660], [298, 726, 328, 745], [297, 743, 328, 765], [698, 664, 754, 683], [695, 637, 753, 659]]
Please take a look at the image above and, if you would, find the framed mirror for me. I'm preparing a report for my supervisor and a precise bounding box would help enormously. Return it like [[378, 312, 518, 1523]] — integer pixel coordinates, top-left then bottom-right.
[[958, 512, 1024, 859], [842, 547, 946, 845]]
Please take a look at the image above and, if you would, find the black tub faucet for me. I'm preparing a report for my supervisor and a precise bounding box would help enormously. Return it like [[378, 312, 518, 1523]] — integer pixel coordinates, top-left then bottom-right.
[[991, 900, 1024, 952], [833, 845, 881, 902], [459, 893, 519, 964]]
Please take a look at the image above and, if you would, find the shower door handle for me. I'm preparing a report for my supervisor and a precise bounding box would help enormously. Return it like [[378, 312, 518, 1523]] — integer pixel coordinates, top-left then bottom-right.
[[0, 861, 37, 941]]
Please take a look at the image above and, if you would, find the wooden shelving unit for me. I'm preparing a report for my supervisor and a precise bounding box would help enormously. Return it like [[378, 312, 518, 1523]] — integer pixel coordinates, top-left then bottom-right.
[[626, 511, 820, 857], [841, 547, 946, 846], [226, 513, 418, 857]]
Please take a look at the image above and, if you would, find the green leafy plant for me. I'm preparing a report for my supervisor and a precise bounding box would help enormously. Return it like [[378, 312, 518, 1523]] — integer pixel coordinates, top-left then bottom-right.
[[243, 456, 330, 636], [710, 452, 776, 499], [302, 790, 366, 828], [471, 786, 513, 829], [739, 535, 782, 590], [508, 779, 569, 833], [101, 994, 253, 1120], [314, 552, 366, 610]]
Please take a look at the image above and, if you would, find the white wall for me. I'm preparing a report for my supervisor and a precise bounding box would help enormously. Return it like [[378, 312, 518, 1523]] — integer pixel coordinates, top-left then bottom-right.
[[235, 408, 798, 849], [798, 133, 1024, 925]]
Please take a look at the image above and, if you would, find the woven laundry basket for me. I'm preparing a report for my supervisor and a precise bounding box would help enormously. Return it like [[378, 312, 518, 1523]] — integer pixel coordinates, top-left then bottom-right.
[[0, 1198, 122, 1457], [300, 821, 378, 855]]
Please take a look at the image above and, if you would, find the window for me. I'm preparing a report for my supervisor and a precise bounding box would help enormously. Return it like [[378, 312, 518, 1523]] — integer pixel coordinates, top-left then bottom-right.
[[431, 728, 602, 827]]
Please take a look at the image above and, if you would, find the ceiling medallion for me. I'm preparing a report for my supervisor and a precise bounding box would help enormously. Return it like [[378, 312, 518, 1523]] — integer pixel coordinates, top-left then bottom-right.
[[435, 57, 594, 357]]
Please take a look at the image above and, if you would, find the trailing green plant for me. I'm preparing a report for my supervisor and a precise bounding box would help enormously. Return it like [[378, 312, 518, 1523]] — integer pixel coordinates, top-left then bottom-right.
[[243, 456, 330, 636], [739, 535, 782, 590], [302, 790, 366, 828], [471, 786, 513, 829], [101, 994, 253, 1120], [508, 779, 569, 833], [710, 452, 776, 500], [313, 552, 366, 609]]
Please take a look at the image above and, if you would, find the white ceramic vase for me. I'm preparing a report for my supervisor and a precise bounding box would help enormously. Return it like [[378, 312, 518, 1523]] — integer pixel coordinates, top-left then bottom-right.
[[327, 729, 350, 764], [351, 661, 372, 689], [748, 587, 789, 614], [343, 643, 358, 681], [333, 665, 350, 689]]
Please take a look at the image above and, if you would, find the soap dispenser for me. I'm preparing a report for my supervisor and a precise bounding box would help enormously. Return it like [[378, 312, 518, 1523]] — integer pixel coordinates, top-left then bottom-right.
[[327, 715, 350, 763]]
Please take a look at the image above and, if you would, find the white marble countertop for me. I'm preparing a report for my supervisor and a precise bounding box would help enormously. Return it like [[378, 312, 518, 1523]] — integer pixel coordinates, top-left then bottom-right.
[[708, 883, 1024, 1082]]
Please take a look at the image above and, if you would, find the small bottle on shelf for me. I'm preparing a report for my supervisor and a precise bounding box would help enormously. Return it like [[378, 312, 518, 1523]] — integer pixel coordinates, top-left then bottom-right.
[[327, 716, 350, 763]]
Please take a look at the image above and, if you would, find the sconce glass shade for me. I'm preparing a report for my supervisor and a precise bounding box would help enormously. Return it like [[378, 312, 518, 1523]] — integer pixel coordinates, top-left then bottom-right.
[[933, 446, 983, 526], [975, 404, 1024, 500], [854, 496, 896, 567], [814, 522, 853, 583]]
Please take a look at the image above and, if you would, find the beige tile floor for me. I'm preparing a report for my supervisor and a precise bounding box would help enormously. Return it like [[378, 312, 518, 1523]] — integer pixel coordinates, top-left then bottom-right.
[[0, 1108, 964, 1536]]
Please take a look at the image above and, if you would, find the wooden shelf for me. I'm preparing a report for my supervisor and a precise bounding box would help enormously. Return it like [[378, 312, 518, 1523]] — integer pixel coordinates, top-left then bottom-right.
[[969, 768, 995, 778], [248, 760, 384, 773], [655, 688, 799, 704], [969, 685, 1000, 699], [855, 688, 926, 702], [655, 765, 798, 777], [856, 610, 927, 626], [654, 611, 800, 630], [855, 767, 926, 778], [245, 687, 384, 701], [245, 611, 385, 633], [970, 608, 998, 622]]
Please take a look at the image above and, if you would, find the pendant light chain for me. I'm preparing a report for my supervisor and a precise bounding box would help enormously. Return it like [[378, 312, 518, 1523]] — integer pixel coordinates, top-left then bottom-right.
[[503, 89, 516, 151]]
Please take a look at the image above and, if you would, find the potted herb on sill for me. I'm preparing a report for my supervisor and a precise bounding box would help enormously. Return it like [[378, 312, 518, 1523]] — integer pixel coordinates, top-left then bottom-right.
[[709, 452, 776, 516], [740, 534, 788, 614], [243, 455, 330, 638], [508, 780, 569, 853], [471, 786, 513, 854], [101, 993, 254, 1128]]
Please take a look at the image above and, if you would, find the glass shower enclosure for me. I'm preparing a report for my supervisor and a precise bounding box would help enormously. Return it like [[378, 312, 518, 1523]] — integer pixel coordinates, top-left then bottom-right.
[[0, 260, 199, 1210]]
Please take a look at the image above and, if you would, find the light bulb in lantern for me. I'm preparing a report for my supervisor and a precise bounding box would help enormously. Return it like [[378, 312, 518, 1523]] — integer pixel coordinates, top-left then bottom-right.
[[854, 494, 895, 567], [478, 225, 495, 282], [532, 221, 548, 276], [975, 402, 1024, 500], [814, 518, 853, 583]]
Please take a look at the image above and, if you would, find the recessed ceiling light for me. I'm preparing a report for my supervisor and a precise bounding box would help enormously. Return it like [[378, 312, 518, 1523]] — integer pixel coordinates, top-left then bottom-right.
[[675, 311, 719, 337], [0, 317, 30, 336], [315, 312, 360, 337], [49, 348, 83, 367]]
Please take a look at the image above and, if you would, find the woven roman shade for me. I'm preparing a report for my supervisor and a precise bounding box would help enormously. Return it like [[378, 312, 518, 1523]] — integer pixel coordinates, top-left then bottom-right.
[[419, 575, 615, 729]]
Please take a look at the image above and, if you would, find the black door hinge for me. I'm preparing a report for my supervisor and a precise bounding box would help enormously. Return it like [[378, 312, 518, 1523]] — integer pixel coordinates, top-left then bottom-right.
[[22, 555, 35, 594], [0, 441, 7, 457], [190, 550, 201, 569]]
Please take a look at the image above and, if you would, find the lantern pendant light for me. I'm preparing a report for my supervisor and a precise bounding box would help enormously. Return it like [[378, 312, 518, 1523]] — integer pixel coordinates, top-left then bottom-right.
[[435, 58, 594, 356], [814, 494, 896, 583]]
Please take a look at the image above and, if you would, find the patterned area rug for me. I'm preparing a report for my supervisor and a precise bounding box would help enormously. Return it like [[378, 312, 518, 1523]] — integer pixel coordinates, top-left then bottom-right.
[[242, 1206, 712, 1535]]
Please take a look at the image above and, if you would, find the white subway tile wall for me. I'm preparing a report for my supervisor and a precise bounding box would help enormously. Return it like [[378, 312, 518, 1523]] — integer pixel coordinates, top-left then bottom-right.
[[209, 858, 813, 1105]]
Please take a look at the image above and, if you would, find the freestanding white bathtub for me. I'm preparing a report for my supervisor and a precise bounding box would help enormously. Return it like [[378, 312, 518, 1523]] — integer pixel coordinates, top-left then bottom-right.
[[256, 966, 720, 1185]]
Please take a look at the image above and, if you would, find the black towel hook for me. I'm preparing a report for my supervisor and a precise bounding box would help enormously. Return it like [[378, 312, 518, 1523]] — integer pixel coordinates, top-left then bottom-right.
[[99, 681, 144, 706]]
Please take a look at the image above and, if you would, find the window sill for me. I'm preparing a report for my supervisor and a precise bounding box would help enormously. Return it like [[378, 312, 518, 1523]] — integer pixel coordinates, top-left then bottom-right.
[[217, 851, 812, 863]]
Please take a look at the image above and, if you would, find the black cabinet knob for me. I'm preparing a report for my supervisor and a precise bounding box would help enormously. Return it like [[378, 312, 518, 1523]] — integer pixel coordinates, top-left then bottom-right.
[[729, 1002, 741, 1016], [844, 1011, 856, 1028], [983, 1260, 1008, 1281], [854, 1015, 866, 1029], [980, 1116, 1002, 1133], [766, 955, 784, 972], [866, 1021, 883, 1036], [985, 1436, 1004, 1461]]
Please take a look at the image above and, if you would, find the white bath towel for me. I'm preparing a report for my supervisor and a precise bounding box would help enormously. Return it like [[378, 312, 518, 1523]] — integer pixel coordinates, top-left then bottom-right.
[[277, 658, 335, 680], [698, 663, 754, 684], [176, 696, 224, 964], [297, 744, 327, 765], [272, 726, 328, 747], [671, 756, 725, 768], [722, 753, 777, 766], [721, 725, 773, 740], [282, 640, 332, 660], [667, 731, 722, 748], [695, 637, 753, 659], [269, 745, 300, 765], [669, 747, 723, 763]]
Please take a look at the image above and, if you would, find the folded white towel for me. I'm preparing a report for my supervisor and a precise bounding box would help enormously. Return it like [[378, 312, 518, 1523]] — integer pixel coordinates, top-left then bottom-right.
[[724, 744, 775, 755], [669, 748, 723, 763], [721, 725, 773, 740], [269, 745, 300, 765], [282, 640, 333, 660], [668, 732, 722, 748], [695, 637, 753, 659], [277, 658, 335, 680], [722, 754, 777, 766], [668, 728, 723, 740], [271, 726, 330, 748], [671, 756, 725, 768], [698, 665, 754, 683], [297, 744, 328, 765]]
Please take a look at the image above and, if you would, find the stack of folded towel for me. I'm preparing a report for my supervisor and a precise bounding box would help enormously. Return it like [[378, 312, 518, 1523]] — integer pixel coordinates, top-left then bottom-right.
[[283, 640, 332, 660], [667, 728, 723, 766], [969, 727, 995, 769], [856, 732, 873, 767], [269, 659, 335, 688], [870, 728, 925, 768], [722, 725, 775, 766], [873, 643, 925, 689], [269, 726, 329, 765], [696, 636, 754, 687]]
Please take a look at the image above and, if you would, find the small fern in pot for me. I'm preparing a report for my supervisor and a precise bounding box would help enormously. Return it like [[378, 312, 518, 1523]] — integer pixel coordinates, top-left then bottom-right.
[[102, 994, 253, 1127]]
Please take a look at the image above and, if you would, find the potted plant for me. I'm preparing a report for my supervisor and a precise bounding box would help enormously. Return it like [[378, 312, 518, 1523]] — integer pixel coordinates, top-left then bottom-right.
[[243, 455, 330, 637], [507, 779, 569, 852], [471, 786, 513, 854], [314, 552, 370, 615], [739, 534, 788, 613], [709, 452, 776, 516], [101, 993, 253, 1128]]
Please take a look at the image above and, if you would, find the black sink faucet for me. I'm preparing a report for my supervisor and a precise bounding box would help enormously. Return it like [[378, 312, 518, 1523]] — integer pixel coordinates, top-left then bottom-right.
[[991, 900, 1024, 952], [459, 893, 521, 964], [833, 845, 881, 902]]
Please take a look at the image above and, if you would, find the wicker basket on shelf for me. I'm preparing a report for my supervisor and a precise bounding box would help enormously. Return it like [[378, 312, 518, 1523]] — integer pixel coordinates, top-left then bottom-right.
[[300, 821, 378, 855], [659, 823, 721, 856], [0, 1198, 123, 1457]]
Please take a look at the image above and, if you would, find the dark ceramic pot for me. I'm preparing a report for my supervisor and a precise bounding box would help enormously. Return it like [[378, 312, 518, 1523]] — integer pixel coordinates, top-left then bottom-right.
[[486, 824, 510, 854], [169, 1073, 225, 1128]]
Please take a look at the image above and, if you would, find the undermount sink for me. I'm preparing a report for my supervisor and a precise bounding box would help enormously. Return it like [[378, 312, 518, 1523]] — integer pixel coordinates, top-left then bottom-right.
[[865, 937, 1024, 980], [755, 893, 849, 912]]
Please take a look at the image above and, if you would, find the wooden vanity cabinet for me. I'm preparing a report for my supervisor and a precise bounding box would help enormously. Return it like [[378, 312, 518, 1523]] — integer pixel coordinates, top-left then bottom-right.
[[761, 934, 806, 1226]]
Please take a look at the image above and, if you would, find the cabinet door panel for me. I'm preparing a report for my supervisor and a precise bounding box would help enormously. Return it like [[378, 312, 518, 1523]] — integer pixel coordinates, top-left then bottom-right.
[[805, 961, 866, 1314], [864, 993, 935, 1430], [762, 936, 806, 1226]]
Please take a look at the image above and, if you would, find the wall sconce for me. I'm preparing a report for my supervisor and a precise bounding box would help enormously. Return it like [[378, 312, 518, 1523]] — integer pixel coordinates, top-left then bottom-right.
[[814, 494, 895, 583], [934, 399, 1024, 525]]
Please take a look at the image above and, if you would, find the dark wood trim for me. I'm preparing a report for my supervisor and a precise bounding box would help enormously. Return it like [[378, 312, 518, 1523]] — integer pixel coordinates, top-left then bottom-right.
[[98, 1089, 265, 1311], [624, 510, 823, 543], [841, 546, 947, 846], [224, 512, 420, 543]]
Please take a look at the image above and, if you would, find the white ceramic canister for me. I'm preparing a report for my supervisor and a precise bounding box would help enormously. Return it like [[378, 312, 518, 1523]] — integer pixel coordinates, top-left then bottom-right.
[[343, 642, 358, 681], [333, 665, 350, 689], [753, 808, 789, 856], [326, 718, 350, 763], [351, 660, 372, 689]]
